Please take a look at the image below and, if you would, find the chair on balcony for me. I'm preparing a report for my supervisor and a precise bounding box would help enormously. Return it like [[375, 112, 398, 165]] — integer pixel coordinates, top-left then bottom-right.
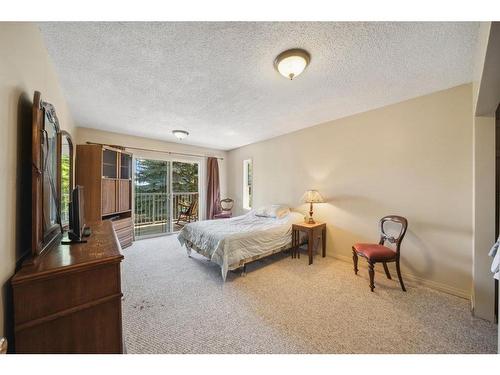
[[352, 215, 408, 292], [214, 198, 234, 219], [176, 198, 199, 226]]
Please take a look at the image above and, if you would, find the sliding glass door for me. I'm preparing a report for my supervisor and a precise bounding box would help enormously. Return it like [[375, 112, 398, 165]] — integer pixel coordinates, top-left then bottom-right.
[[172, 161, 199, 232], [134, 158, 200, 239], [134, 158, 171, 238]]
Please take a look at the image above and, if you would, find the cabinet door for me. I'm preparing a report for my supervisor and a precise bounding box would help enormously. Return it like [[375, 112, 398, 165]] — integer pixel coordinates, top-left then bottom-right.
[[120, 153, 132, 180], [103, 149, 118, 178], [102, 179, 117, 215], [118, 180, 131, 212]]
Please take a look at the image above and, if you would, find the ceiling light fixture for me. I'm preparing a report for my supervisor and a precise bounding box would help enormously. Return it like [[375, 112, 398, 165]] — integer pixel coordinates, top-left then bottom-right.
[[274, 48, 311, 80], [172, 130, 189, 140]]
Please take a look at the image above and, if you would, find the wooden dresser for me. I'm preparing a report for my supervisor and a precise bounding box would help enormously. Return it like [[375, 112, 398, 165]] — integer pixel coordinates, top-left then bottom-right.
[[11, 221, 124, 353]]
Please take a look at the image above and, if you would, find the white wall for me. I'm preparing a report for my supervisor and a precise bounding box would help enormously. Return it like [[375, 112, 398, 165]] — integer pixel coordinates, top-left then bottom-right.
[[75, 127, 228, 220], [0, 23, 76, 339], [228, 84, 473, 298]]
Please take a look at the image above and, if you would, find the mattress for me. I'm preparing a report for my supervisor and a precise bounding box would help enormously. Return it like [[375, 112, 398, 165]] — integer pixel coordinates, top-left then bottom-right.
[[177, 210, 304, 280]]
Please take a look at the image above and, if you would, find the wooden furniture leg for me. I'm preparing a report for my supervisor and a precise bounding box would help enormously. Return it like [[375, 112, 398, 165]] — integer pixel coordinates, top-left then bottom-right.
[[368, 261, 375, 292], [396, 259, 406, 292], [383, 262, 392, 279], [352, 248, 358, 275], [308, 230, 313, 265], [322, 227, 326, 257]]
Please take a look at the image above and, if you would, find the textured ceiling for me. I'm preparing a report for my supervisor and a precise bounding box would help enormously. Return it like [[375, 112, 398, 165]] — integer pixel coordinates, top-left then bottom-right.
[[39, 22, 479, 150]]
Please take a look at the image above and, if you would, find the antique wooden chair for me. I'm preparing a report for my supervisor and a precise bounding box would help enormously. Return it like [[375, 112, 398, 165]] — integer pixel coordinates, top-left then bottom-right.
[[214, 198, 234, 219], [352, 215, 408, 292], [176, 198, 199, 226]]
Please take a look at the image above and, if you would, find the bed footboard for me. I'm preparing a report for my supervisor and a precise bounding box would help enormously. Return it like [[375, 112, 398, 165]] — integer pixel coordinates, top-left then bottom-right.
[[181, 239, 294, 281]]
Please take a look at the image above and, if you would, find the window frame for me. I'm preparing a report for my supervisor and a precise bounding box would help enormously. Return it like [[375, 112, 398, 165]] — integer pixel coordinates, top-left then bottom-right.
[[242, 158, 253, 210]]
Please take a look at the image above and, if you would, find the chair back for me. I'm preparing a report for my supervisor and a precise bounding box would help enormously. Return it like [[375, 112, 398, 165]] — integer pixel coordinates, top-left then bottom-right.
[[187, 199, 198, 216], [220, 198, 234, 212], [378, 215, 408, 253]]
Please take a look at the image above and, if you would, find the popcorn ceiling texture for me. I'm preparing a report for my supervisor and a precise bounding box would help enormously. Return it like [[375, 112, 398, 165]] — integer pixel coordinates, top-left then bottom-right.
[[39, 22, 478, 150], [121, 235, 497, 354]]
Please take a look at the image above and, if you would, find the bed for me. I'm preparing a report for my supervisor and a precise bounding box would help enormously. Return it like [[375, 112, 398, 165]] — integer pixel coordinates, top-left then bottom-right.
[[177, 208, 304, 281]]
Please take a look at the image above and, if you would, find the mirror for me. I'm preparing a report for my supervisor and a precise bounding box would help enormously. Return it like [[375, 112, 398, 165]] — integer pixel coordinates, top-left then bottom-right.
[[58, 130, 74, 230], [42, 109, 59, 235], [32, 91, 62, 256]]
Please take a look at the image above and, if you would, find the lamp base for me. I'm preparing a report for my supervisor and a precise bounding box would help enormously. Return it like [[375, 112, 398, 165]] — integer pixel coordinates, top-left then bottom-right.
[[308, 202, 315, 224]]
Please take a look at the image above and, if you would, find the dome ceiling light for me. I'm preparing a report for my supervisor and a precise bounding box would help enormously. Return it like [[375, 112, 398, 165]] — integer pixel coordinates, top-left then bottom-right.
[[274, 48, 311, 80], [172, 130, 189, 140]]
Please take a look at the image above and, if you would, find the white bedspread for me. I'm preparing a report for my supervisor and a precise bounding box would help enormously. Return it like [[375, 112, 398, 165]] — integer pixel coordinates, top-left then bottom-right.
[[177, 211, 304, 280]]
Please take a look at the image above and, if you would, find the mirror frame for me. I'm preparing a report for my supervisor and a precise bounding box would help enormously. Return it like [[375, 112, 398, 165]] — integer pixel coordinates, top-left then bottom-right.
[[32, 91, 62, 257], [57, 130, 74, 230]]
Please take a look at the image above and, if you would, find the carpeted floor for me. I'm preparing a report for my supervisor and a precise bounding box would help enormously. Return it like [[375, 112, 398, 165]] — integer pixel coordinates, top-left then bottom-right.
[[121, 235, 497, 354]]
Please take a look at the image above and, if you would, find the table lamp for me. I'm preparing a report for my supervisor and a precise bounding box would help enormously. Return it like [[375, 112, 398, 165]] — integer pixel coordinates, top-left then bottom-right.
[[303, 190, 324, 224]]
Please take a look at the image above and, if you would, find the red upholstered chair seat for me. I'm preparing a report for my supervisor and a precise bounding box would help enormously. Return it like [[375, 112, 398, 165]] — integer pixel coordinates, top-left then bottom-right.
[[353, 243, 397, 261]]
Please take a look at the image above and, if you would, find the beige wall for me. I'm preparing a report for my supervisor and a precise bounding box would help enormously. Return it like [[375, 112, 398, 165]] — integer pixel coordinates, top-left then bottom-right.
[[471, 22, 499, 323], [228, 84, 473, 297], [75, 127, 228, 219], [472, 116, 495, 321], [0, 23, 76, 338]]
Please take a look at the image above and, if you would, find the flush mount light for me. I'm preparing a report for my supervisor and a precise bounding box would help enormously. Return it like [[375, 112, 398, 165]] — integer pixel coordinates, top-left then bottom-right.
[[274, 48, 311, 80], [172, 130, 189, 140]]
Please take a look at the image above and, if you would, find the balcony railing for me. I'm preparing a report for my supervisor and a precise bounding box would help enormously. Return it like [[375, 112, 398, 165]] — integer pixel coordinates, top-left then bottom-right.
[[134, 192, 198, 236]]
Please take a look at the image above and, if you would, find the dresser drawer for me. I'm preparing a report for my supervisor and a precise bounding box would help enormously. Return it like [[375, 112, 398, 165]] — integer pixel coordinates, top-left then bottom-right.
[[119, 235, 133, 249], [13, 262, 121, 326], [115, 225, 132, 238], [112, 217, 133, 231], [16, 296, 123, 354]]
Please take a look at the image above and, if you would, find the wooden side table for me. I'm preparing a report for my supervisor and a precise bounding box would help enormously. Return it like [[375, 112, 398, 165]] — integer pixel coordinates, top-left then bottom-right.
[[292, 222, 326, 265]]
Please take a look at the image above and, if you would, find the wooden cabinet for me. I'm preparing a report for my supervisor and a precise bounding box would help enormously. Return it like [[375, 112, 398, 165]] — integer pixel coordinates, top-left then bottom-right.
[[76, 144, 134, 248], [12, 221, 124, 353]]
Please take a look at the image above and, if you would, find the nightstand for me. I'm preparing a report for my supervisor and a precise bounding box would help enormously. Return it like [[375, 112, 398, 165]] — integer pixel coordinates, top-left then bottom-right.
[[291, 222, 326, 265]]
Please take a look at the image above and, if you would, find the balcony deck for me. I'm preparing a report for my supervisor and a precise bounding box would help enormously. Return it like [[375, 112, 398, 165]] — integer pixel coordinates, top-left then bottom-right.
[[134, 192, 198, 238]]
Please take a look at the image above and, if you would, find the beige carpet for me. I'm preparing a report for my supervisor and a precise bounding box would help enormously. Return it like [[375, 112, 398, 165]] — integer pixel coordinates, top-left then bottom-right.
[[121, 235, 497, 354]]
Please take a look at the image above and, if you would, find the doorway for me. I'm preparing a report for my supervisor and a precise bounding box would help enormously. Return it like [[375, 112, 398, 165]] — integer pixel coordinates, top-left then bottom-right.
[[133, 158, 200, 238], [495, 103, 500, 323]]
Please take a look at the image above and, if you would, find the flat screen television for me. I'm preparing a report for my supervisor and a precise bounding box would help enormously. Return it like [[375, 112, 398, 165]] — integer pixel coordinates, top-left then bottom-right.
[[68, 185, 86, 242]]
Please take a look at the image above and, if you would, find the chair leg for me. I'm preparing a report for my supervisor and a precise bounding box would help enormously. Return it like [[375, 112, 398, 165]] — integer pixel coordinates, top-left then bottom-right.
[[383, 262, 392, 279], [352, 248, 358, 275], [396, 259, 406, 292], [368, 261, 375, 292]]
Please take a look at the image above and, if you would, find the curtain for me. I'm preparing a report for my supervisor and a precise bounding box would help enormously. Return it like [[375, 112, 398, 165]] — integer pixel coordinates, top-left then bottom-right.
[[206, 157, 221, 219]]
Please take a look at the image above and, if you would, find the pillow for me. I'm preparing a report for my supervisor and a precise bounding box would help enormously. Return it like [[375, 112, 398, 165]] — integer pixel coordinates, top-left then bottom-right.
[[255, 205, 290, 219], [254, 207, 268, 217]]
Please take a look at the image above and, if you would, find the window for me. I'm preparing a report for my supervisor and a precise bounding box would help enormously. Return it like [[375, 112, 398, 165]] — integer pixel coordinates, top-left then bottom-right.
[[243, 159, 253, 210]]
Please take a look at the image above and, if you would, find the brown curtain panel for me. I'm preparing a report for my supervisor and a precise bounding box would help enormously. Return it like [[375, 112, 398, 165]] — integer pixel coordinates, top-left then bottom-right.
[[206, 157, 221, 219]]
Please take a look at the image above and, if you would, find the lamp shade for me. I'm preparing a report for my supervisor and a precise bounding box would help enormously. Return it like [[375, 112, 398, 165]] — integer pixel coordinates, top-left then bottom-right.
[[303, 190, 324, 203]]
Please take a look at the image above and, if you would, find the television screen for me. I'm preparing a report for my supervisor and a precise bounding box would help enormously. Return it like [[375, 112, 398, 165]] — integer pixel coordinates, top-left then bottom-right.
[[69, 186, 86, 241]]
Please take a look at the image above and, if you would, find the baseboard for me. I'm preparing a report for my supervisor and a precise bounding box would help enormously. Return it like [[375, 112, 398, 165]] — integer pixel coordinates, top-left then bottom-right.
[[331, 253, 470, 300]]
